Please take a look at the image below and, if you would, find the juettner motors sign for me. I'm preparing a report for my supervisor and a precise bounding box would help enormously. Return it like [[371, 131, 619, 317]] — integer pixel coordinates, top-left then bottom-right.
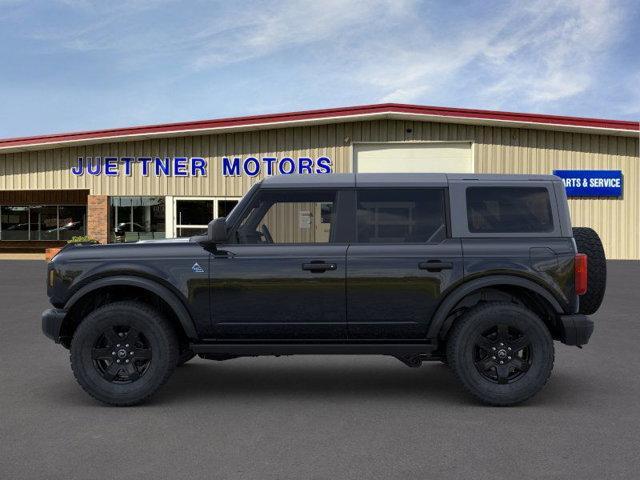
[[553, 170, 623, 197], [70, 156, 333, 177]]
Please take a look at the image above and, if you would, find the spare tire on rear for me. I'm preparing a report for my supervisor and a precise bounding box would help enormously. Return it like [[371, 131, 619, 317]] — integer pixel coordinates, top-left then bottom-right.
[[573, 227, 606, 315]]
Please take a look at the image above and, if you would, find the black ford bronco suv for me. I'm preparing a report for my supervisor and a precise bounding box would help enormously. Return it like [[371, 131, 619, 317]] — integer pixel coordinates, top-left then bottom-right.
[[42, 173, 605, 406]]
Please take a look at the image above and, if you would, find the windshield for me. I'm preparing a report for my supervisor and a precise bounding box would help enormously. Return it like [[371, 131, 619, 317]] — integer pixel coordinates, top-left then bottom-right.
[[225, 182, 260, 227]]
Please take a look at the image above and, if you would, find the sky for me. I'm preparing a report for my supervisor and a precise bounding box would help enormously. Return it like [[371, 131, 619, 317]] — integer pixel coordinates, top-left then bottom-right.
[[0, 0, 638, 138]]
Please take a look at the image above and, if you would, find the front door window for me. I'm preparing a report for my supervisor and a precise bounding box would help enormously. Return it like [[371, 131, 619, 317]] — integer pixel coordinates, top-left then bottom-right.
[[235, 190, 336, 244]]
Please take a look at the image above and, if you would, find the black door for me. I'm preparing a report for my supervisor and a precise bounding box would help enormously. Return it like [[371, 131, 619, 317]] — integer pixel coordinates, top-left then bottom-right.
[[346, 188, 464, 339], [211, 188, 348, 340]]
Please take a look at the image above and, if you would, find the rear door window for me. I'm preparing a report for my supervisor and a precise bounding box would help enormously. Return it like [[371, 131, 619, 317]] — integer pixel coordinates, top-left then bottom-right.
[[466, 187, 553, 233], [356, 189, 446, 243]]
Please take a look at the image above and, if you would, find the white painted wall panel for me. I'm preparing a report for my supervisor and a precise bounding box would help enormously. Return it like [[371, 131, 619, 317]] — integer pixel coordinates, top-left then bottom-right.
[[354, 142, 473, 173]]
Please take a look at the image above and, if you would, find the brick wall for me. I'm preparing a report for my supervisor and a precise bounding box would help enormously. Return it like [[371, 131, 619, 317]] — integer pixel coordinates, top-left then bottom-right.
[[87, 195, 109, 244]]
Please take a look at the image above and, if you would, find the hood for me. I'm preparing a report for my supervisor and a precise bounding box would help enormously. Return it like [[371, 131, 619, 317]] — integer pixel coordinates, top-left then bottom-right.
[[52, 237, 197, 263]]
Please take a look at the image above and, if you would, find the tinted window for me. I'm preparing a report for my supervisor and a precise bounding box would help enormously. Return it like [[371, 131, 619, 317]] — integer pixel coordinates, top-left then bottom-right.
[[110, 197, 165, 242], [1, 206, 30, 240], [57, 206, 86, 240], [237, 190, 337, 244], [0, 205, 87, 241], [217, 200, 238, 218], [466, 187, 553, 233], [356, 189, 446, 244]]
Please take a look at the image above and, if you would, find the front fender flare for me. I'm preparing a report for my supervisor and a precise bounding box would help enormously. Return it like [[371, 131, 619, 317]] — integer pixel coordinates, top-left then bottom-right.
[[64, 275, 198, 339], [427, 275, 564, 340]]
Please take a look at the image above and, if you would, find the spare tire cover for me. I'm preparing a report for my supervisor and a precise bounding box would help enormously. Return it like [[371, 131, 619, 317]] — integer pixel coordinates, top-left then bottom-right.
[[572, 227, 606, 315]]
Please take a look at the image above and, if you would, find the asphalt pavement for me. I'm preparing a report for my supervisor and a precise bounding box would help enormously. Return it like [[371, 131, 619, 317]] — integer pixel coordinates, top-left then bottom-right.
[[1, 260, 639, 479]]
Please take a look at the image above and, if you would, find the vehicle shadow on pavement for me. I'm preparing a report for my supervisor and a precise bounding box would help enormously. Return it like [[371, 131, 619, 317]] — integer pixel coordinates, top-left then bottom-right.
[[42, 358, 589, 408], [150, 359, 588, 407], [158, 361, 469, 405]]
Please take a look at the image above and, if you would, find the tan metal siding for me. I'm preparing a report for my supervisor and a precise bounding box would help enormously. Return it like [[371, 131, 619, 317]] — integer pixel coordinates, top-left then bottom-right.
[[0, 120, 638, 258], [472, 126, 639, 261]]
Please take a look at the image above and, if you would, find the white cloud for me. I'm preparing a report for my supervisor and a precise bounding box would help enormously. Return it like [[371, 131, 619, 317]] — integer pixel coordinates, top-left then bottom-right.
[[23, 0, 414, 64], [191, 0, 415, 69], [477, 0, 623, 107], [615, 70, 640, 117], [354, 0, 625, 110], [5, 0, 635, 124]]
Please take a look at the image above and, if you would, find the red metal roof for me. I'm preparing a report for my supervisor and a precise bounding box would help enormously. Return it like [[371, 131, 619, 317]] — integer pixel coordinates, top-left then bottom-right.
[[0, 103, 637, 151]]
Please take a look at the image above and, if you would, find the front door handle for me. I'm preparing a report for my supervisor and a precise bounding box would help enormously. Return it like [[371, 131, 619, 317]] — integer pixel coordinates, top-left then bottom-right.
[[418, 260, 453, 272], [302, 262, 337, 272]]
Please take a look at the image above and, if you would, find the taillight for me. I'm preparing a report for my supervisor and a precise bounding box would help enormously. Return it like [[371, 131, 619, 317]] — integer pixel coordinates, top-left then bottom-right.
[[575, 253, 588, 295]]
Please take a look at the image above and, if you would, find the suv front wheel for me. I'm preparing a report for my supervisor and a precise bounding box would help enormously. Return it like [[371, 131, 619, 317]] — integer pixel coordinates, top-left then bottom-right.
[[447, 302, 554, 406], [70, 301, 178, 406]]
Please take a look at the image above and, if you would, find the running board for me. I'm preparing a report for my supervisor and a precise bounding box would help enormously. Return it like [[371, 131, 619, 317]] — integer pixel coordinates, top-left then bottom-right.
[[190, 342, 436, 356]]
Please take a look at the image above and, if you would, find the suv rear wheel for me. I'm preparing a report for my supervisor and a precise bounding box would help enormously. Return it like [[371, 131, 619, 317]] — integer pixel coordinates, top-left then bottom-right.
[[447, 302, 554, 406], [70, 301, 178, 406]]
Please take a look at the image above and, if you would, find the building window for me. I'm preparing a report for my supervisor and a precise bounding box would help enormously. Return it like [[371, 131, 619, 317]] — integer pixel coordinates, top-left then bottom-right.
[[0, 205, 86, 241], [110, 197, 166, 242], [31, 205, 58, 240], [174, 198, 240, 238], [58, 206, 88, 240], [175, 199, 212, 237], [1, 207, 30, 240]]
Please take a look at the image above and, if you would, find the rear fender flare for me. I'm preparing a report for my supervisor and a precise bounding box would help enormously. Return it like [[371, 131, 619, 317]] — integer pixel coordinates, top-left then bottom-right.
[[64, 275, 197, 339], [427, 275, 564, 340]]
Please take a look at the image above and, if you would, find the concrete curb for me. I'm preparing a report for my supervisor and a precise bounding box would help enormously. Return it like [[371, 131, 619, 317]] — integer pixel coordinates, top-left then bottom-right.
[[0, 253, 45, 260]]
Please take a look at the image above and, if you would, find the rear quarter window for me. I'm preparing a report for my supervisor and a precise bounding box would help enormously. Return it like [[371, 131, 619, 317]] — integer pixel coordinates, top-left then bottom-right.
[[466, 187, 554, 233]]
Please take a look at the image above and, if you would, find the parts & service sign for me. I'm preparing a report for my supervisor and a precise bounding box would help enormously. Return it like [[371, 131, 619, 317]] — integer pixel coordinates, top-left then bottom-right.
[[553, 170, 623, 197]]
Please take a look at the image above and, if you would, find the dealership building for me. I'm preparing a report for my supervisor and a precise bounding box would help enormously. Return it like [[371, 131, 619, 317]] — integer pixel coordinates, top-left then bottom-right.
[[0, 103, 638, 258]]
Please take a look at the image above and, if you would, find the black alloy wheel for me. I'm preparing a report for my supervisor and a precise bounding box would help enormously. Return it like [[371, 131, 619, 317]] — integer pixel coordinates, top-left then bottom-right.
[[473, 324, 531, 384], [91, 326, 152, 383]]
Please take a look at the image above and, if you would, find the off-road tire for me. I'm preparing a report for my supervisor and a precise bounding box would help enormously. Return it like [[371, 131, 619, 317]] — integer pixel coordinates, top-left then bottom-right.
[[573, 227, 606, 315], [447, 302, 554, 406], [70, 301, 178, 406]]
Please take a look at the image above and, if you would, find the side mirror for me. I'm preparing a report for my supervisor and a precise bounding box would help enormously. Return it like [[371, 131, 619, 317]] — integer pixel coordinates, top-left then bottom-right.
[[208, 217, 227, 244]]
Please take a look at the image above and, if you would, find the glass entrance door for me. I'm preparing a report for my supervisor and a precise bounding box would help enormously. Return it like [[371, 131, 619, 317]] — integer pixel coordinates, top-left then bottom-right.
[[174, 197, 240, 238]]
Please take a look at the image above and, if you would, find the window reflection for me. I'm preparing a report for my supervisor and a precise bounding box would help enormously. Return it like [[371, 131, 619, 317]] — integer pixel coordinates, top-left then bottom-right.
[[0, 205, 86, 241], [110, 197, 165, 243], [58, 206, 86, 240]]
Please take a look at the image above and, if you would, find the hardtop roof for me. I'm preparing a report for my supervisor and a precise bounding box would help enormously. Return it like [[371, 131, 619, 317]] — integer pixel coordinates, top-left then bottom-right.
[[259, 173, 560, 189]]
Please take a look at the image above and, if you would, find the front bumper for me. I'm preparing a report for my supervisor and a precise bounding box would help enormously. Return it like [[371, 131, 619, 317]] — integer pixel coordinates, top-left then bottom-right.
[[42, 308, 67, 343], [558, 314, 594, 346]]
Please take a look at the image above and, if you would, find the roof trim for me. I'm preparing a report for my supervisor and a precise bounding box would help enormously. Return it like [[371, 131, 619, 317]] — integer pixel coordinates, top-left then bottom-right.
[[1, 103, 637, 153]]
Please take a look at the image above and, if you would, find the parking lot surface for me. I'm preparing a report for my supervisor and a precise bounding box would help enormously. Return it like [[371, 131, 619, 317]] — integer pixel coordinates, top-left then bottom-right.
[[1, 260, 639, 479]]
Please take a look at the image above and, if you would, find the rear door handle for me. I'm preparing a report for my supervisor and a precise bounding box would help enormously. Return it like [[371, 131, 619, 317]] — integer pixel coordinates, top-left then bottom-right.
[[418, 260, 453, 272], [302, 262, 337, 272]]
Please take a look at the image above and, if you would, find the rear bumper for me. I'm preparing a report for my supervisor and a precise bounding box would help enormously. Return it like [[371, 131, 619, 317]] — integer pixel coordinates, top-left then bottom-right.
[[559, 314, 594, 346], [41, 308, 67, 343]]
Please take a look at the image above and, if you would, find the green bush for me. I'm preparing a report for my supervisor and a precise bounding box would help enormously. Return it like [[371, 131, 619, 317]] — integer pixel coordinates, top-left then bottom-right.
[[68, 235, 98, 244]]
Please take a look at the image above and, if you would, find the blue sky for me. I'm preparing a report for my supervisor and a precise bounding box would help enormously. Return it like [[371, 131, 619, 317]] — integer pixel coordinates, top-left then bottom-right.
[[1, 0, 639, 138]]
